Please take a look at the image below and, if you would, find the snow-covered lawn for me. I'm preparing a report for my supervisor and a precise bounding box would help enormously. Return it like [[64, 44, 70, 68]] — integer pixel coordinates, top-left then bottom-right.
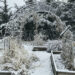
[[23, 44, 54, 75]]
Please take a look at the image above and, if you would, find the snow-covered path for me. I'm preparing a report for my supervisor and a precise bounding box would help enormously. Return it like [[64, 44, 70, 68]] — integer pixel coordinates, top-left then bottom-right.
[[31, 51, 54, 75], [24, 44, 54, 75]]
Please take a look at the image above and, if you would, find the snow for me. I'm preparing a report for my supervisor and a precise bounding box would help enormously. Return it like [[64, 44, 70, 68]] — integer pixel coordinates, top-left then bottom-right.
[[53, 54, 68, 71], [23, 44, 54, 75], [0, 39, 4, 50], [30, 51, 53, 75], [47, 40, 62, 52], [23, 44, 33, 51], [0, 38, 54, 75]]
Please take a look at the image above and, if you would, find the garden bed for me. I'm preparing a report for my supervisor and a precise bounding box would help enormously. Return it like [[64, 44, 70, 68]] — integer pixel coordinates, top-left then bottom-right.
[[0, 71, 11, 75], [51, 51, 75, 75], [33, 46, 47, 51]]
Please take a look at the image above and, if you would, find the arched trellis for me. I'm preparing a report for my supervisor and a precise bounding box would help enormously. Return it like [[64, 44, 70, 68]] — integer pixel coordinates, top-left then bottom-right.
[[0, 2, 66, 40], [21, 11, 66, 40]]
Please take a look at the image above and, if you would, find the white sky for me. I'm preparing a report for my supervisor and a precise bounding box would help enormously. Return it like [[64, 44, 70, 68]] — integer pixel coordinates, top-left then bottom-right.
[[2, 0, 68, 7], [7, 0, 25, 7], [7, 0, 25, 11]]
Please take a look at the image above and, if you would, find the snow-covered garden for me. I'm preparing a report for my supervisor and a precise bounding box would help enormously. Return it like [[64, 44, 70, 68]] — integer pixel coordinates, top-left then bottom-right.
[[0, 0, 75, 75], [0, 37, 54, 75]]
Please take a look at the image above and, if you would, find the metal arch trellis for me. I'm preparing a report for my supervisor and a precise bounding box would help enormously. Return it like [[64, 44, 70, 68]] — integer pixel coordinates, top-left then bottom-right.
[[0, 2, 68, 44], [0, 2, 74, 49], [9, 2, 59, 41]]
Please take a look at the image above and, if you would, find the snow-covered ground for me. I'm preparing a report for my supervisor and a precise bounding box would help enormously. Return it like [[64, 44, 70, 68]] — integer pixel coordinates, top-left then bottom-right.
[[0, 38, 54, 75], [54, 54, 68, 71], [30, 51, 53, 75], [23, 44, 54, 75]]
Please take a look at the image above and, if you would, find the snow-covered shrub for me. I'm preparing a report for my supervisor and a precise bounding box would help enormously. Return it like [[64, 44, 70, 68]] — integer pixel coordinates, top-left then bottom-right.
[[32, 33, 46, 45], [22, 15, 36, 41], [0, 37, 39, 75], [61, 30, 75, 70], [37, 12, 66, 40], [55, 1, 75, 32], [47, 40, 62, 52]]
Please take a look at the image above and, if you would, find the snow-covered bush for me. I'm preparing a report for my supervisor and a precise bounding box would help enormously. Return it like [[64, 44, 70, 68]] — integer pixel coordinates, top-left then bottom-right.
[[55, 1, 75, 32], [0, 37, 38, 75], [47, 40, 62, 52], [37, 12, 66, 40], [22, 15, 36, 41], [61, 30, 74, 70]]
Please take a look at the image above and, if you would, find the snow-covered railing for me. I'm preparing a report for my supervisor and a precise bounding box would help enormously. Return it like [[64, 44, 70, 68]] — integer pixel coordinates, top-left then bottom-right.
[[59, 25, 71, 38]]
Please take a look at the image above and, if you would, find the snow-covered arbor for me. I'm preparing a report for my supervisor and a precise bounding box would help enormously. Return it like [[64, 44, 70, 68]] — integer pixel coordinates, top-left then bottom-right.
[[0, 2, 67, 41], [0, 0, 75, 72]]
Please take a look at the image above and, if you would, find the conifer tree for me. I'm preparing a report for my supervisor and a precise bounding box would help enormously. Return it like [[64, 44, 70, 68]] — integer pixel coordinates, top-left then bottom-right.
[[0, 0, 12, 24], [45, 0, 54, 4], [46, 0, 53, 3], [68, 0, 75, 2], [25, 0, 36, 4]]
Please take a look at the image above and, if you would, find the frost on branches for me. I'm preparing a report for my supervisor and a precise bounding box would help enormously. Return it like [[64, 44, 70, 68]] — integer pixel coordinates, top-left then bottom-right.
[[0, 2, 66, 41], [61, 29, 74, 70], [0, 37, 39, 75]]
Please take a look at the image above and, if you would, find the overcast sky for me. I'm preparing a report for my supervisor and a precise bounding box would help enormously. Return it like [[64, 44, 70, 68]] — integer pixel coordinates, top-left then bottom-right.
[[7, 0, 67, 7]]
